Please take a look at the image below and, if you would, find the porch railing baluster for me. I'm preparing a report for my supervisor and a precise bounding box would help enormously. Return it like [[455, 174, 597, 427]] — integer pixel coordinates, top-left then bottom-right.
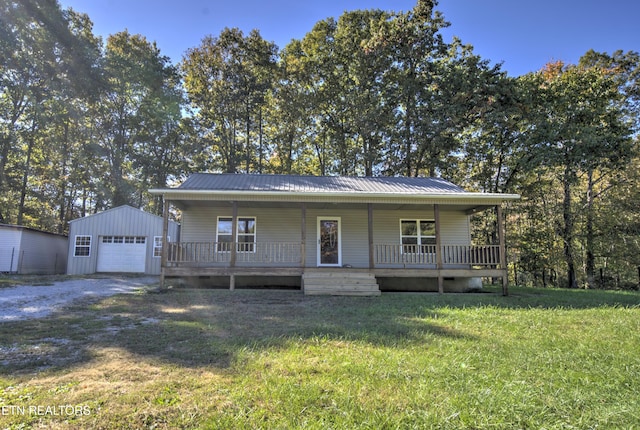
[[166, 242, 502, 269], [372, 244, 502, 267]]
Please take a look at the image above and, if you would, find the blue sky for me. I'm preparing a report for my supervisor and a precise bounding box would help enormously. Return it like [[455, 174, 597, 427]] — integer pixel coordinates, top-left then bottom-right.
[[59, 0, 639, 77]]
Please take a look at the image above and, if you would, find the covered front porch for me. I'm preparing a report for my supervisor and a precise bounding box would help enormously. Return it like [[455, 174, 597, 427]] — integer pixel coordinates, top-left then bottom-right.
[[159, 201, 510, 295], [152, 174, 519, 296]]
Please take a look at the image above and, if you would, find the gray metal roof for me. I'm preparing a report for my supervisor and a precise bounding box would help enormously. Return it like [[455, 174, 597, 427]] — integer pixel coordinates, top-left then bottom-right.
[[178, 173, 468, 195]]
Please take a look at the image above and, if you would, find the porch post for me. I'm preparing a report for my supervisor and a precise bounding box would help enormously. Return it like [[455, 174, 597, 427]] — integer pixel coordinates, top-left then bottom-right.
[[368, 203, 374, 269], [434, 204, 444, 294], [496, 204, 508, 296], [301, 203, 306, 268], [230, 201, 238, 290], [160, 197, 169, 289]]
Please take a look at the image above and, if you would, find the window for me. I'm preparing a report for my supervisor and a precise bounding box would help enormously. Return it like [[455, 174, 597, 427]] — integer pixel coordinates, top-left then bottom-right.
[[74, 235, 91, 257], [153, 236, 169, 258], [216, 217, 256, 252], [400, 220, 436, 253], [102, 235, 145, 244]]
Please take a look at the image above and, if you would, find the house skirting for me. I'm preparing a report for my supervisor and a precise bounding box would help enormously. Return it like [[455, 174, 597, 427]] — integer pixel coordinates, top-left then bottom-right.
[[161, 266, 507, 294]]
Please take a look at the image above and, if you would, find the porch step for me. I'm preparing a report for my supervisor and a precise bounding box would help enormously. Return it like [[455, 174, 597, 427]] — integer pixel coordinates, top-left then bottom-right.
[[302, 270, 381, 296]]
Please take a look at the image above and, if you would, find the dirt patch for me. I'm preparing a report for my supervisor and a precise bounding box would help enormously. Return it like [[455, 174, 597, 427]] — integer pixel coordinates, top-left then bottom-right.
[[0, 276, 158, 322]]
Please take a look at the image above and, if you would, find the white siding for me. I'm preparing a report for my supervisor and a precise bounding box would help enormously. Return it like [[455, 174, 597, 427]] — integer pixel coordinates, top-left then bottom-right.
[[0, 228, 22, 272], [181, 206, 302, 244], [372, 208, 470, 245], [306, 208, 369, 268], [180, 204, 471, 269]]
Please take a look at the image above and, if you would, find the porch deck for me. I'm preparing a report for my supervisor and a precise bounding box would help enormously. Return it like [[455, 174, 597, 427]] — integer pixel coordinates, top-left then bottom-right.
[[162, 241, 508, 294]]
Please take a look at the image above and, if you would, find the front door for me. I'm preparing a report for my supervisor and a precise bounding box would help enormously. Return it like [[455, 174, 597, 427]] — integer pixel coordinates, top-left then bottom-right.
[[317, 217, 341, 266]]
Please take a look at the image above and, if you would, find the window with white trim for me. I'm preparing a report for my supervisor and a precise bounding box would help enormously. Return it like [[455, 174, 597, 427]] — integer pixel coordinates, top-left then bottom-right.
[[216, 217, 256, 252], [74, 235, 91, 257], [153, 236, 169, 257], [400, 220, 436, 253]]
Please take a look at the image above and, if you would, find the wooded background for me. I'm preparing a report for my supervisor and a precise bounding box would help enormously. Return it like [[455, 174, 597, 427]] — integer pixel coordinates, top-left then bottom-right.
[[1, 0, 638, 289]]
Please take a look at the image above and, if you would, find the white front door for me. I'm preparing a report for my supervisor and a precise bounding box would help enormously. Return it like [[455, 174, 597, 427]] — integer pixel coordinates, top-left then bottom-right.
[[317, 217, 341, 267]]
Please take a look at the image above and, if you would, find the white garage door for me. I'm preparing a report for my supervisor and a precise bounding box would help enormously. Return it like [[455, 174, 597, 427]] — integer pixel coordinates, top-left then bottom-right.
[[97, 236, 147, 273]]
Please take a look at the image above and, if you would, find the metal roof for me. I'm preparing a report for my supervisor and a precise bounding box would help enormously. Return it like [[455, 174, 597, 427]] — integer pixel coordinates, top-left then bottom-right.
[[150, 174, 521, 210], [178, 173, 468, 195]]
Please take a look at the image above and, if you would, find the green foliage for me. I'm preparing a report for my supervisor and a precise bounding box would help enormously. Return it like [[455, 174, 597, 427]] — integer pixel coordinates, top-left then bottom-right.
[[182, 27, 278, 174], [0, 0, 638, 286]]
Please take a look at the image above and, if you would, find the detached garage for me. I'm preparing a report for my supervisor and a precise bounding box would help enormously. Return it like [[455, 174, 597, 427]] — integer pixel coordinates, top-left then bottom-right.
[[67, 205, 179, 275]]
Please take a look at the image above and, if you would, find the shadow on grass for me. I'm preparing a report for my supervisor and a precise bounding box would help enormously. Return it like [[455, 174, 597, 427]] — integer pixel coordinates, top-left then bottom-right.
[[0, 286, 638, 375]]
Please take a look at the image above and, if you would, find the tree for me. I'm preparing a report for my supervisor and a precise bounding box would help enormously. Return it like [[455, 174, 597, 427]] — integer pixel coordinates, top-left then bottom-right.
[[283, 10, 395, 176], [526, 60, 634, 288], [94, 31, 183, 208], [369, 0, 450, 176], [182, 28, 278, 174], [0, 0, 101, 227]]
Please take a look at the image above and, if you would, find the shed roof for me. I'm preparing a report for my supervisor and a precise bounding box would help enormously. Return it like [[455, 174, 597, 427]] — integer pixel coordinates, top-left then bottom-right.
[[0, 223, 67, 238]]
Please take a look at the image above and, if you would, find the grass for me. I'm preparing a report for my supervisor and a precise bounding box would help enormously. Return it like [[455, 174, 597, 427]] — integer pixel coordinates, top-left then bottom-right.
[[0, 284, 639, 429], [0, 274, 67, 288]]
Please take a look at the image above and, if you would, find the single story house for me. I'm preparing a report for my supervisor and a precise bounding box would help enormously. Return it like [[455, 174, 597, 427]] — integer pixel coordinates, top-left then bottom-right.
[[150, 174, 520, 295], [67, 205, 179, 275], [0, 224, 68, 274]]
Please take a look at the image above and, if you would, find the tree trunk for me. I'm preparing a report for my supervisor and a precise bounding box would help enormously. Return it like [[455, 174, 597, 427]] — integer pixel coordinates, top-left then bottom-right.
[[57, 119, 70, 234], [245, 108, 251, 173], [562, 164, 578, 289], [17, 115, 38, 225], [0, 133, 12, 195], [286, 132, 294, 174], [585, 169, 597, 288]]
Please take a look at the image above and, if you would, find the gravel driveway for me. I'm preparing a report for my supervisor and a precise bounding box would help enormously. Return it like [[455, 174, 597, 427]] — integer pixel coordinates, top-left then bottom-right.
[[0, 276, 158, 322]]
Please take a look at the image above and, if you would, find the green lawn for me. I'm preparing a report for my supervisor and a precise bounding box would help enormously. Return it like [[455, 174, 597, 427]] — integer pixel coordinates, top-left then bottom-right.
[[1, 285, 639, 429]]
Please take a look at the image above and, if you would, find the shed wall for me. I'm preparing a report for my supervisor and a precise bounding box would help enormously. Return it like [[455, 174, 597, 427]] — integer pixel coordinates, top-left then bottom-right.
[[0, 227, 67, 274], [19, 230, 68, 274], [0, 228, 22, 272]]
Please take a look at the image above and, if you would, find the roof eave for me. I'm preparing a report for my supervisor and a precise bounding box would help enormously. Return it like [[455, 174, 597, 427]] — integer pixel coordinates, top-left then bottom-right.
[[149, 188, 520, 204]]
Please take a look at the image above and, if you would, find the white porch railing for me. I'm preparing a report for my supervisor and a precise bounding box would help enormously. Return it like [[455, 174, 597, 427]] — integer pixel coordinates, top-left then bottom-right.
[[374, 244, 501, 267], [375, 244, 438, 265], [166, 242, 302, 265], [166, 242, 501, 268], [441, 244, 501, 266]]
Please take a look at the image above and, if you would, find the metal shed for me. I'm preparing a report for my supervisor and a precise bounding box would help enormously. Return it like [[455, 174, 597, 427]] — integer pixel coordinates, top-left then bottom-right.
[[66, 205, 179, 275], [0, 224, 68, 274]]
